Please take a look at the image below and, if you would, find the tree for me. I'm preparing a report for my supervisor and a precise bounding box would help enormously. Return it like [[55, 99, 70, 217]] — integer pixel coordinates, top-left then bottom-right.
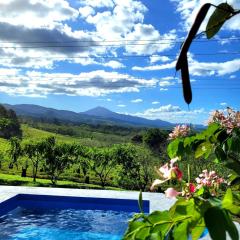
[[89, 147, 116, 188], [24, 141, 44, 182], [41, 136, 75, 184], [8, 137, 22, 169], [0, 105, 22, 139], [72, 144, 91, 183], [113, 144, 155, 191], [143, 128, 168, 153]]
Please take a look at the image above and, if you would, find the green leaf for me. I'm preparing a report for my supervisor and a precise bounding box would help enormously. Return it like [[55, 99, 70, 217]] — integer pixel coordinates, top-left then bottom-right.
[[225, 161, 240, 176], [206, 3, 234, 39], [230, 133, 240, 154], [147, 211, 172, 237], [138, 190, 144, 213], [135, 227, 151, 240], [222, 189, 240, 216], [167, 139, 180, 158], [215, 146, 227, 161], [146, 233, 161, 240], [173, 221, 188, 240], [224, 211, 239, 240], [204, 207, 226, 240], [190, 218, 205, 240], [195, 142, 212, 158], [148, 211, 171, 224], [204, 207, 239, 240]]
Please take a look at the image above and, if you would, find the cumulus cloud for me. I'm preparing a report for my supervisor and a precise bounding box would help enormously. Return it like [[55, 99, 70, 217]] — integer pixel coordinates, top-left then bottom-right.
[[0, 0, 78, 28], [170, 0, 240, 31], [124, 24, 176, 55], [132, 61, 176, 71], [79, 6, 95, 18], [117, 104, 126, 107], [160, 88, 168, 91], [84, 0, 176, 55], [220, 102, 227, 106], [131, 98, 143, 103], [0, 0, 177, 69], [150, 55, 171, 63], [80, 0, 114, 8], [0, 70, 158, 97], [102, 60, 125, 69], [152, 101, 160, 105], [189, 58, 240, 76], [132, 104, 206, 123]]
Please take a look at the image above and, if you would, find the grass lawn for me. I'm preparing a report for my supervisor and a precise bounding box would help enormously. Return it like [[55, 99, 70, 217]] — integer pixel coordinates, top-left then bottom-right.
[[0, 173, 122, 191]]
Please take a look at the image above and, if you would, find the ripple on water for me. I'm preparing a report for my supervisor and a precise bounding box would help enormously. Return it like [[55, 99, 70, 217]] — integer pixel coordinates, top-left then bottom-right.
[[0, 207, 133, 240]]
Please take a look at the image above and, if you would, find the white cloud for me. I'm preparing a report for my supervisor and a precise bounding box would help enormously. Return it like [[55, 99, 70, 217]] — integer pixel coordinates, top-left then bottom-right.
[[84, 0, 176, 55], [102, 60, 125, 69], [0, 0, 78, 28], [132, 61, 176, 71], [171, 0, 240, 32], [189, 58, 240, 76], [0, 70, 158, 97], [125, 24, 176, 55], [117, 104, 126, 107], [131, 98, 143, 103], [0, 0, 177, 69], [81, 0, 114, 8], [152, 101, 160, 105], [220, 102, 227, 106], [159, 81, 175, 87], [79, 6, 95, 18], [150, 55, 171, 64], [132, 104, 206, 123], [160, 88, 168, 91], [230, 75, 236, 79]]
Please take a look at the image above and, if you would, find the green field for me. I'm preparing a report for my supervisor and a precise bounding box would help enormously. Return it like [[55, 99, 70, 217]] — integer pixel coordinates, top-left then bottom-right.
[[0, 123, 155, 190], [0, 173, 121, 190]]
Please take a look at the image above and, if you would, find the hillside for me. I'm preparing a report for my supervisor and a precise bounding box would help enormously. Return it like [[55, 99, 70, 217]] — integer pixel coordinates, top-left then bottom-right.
[[4, 104, 174, 128]]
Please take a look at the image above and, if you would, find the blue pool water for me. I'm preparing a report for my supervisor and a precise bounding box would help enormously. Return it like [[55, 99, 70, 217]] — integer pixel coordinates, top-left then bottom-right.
[[0, 207, 132, 240], [0, 194, 149, 240]]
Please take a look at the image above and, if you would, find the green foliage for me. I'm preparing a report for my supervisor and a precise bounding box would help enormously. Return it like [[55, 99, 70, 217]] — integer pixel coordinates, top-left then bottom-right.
[[0, 105, 22, 139], [206, 3, 234, 39], [89, 147, 116, 187], [124, 193, 239, 240], [41, 136, 76, 184], [24, 141, 45, 182], [143, 128, 168, 152], [125, 110, 240, 239], [8, 137, 22, 169], [113, 144, 155, 191]]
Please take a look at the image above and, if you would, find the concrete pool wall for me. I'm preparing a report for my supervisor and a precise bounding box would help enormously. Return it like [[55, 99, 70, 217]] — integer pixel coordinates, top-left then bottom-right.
[[0, 185, 175, 213]]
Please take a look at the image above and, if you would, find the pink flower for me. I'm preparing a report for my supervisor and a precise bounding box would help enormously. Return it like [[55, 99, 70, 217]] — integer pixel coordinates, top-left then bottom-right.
[[195, 169, 225, 195], [189, 183, 196, 193], [151, 158, 182, 190], [208, 108, 240, 134], [165, 188, 181, 198], [168, 125, 190, 140], [171, 166, 183, 181]]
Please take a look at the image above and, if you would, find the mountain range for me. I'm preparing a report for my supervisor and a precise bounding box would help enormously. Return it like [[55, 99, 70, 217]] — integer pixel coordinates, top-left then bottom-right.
[[3, 103, 205, 129], [3, 104, 175, 128]]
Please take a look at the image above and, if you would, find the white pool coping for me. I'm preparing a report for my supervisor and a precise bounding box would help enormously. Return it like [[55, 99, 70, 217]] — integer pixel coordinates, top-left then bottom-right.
[[0, 185, 176, 213]]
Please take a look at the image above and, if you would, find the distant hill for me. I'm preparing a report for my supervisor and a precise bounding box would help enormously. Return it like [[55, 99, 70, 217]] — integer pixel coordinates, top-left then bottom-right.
[[4, 104, 175, 128], [83, 106, 174, 128]]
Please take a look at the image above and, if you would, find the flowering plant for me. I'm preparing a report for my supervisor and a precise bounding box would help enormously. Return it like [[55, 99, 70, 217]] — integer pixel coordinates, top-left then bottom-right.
[[123, 108, 240, 240]]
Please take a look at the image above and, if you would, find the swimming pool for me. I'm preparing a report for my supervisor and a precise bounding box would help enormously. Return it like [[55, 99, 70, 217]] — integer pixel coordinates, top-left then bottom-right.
[[0, 194, 149, 240]]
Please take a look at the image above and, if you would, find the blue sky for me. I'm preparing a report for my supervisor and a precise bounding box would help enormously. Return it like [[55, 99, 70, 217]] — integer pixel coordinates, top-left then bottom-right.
[[0, 0, 239, 124]]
